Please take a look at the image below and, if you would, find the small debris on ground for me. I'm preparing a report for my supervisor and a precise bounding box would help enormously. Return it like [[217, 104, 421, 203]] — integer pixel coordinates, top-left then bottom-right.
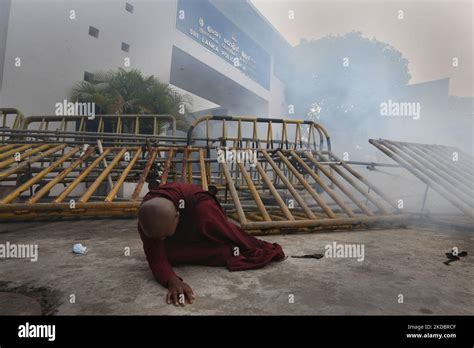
[[291, 253, 324, 259], [73, 243, 88, 255], [444, 250, 467, 265]]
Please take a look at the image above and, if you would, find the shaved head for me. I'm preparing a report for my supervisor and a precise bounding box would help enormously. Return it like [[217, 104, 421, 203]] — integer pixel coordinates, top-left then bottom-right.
[[138, 197, 180, 240]]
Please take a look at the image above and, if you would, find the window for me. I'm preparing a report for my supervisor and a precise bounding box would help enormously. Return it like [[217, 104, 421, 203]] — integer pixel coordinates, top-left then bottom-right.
[[125, 3, 134, 13], [84, 71, 94, 82], [88, 26, 99, 38], [121, 42, 130, 52]]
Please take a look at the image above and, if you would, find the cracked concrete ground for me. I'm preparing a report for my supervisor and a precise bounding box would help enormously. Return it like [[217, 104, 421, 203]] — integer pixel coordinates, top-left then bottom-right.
[[0, 219, 472, 315]]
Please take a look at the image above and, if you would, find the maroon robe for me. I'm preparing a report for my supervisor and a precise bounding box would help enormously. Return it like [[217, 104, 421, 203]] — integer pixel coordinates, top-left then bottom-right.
[[138, 182, 285, 286]]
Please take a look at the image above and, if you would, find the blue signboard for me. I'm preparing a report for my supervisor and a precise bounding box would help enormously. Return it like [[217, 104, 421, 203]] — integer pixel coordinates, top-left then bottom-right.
[[176, 0, 271, 90]]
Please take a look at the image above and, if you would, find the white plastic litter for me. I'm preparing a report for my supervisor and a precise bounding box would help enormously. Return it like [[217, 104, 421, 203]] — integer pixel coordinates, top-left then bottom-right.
[[73, 243, 88, 254]]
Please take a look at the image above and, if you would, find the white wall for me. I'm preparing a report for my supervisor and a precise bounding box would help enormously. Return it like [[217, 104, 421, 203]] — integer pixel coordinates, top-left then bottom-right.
[[1, 0, 176, 115], [0, 0, 11, 103], [0, 0, 287, 119], [268, 73, 287, 118]]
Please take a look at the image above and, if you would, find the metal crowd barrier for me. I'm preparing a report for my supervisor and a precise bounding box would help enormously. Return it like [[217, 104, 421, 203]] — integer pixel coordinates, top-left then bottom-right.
[[0, 108, 25, 142], [22, 113, 177, 135], [0, 113, 410, 234], [370, 138, 474, 218]]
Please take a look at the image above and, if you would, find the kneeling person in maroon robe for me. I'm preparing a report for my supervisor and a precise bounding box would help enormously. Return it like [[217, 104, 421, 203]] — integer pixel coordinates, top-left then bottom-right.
[[138, 182, 285, 306]]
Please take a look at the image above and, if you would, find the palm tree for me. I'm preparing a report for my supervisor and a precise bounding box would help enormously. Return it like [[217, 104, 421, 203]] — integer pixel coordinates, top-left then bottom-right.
[[70, 68, 194, 134]]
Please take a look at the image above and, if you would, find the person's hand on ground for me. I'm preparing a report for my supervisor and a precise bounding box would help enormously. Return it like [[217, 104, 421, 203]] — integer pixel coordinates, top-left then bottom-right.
[[166, 276, 195, 306]]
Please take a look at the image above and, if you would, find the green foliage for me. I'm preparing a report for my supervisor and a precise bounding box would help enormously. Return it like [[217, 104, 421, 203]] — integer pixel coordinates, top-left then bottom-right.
[[287, 31, 411, 130], [70, 68, 194, 133]]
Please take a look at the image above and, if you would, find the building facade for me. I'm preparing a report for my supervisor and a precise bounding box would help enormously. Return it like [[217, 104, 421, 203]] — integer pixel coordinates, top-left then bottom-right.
[[0, 0, 292, 118]]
